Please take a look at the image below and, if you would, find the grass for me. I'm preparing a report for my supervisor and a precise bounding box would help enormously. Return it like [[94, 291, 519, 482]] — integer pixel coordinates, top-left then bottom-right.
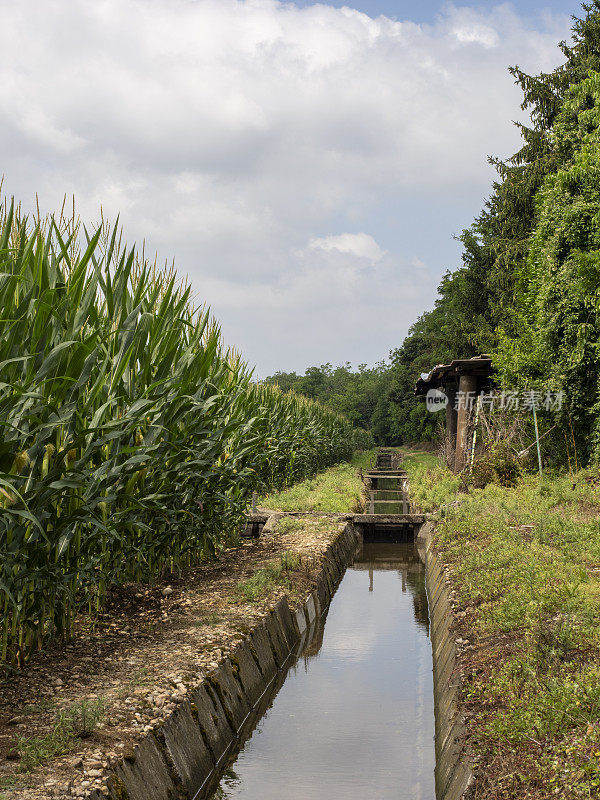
[[15, 699, 106, 772], [258, 449, 377, 512], [276, 516, 334, 534], [0, 775, 28, 798], [0, 777, 19, 792], [414, 460, 600, 798], [235, 552, 301, 602], [402, 450, 462, 513]]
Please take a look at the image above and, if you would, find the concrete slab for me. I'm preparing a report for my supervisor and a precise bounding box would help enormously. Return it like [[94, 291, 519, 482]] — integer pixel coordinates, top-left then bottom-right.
[[161, 700, 214, 795], [264, 611, 291, 668], [294, 606, 308, 636], [315, 573, 329, 611], [272, 597, 297, 647], [230, 640, 264, 707], [248, 623, 277, 679], [305, 593, 317, 625], [110, 733, 177, 800], [191, 683, 233, 762], [207, 660, 251, 734], [325, 559, 338, 588]]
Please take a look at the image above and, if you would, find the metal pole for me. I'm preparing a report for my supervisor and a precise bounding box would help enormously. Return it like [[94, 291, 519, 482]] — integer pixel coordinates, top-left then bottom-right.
[[532, 404, 543, 475]]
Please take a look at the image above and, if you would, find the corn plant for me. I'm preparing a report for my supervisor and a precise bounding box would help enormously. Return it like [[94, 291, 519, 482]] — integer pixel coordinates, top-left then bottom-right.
[[0, 198, 373, 667]]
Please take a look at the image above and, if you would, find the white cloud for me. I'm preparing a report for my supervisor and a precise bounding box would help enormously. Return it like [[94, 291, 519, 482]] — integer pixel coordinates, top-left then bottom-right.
[[308, 233, 386, 262], [0, 0, 572, 373], [451, 23, 500, 48]]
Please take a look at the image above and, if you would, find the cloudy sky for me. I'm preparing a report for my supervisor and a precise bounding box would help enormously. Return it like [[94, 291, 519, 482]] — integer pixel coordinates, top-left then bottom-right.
[[1, 0, 579, 376]]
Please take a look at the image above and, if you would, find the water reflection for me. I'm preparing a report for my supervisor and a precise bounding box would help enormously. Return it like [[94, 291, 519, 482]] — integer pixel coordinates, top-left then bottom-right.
[[207, 542, 435, 800], [353, 542, 430, 634]]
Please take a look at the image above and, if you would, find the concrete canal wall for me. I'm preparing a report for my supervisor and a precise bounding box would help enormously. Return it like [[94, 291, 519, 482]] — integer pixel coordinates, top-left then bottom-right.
[[418, 522, 474, 800], [85, 522, 361, 800]]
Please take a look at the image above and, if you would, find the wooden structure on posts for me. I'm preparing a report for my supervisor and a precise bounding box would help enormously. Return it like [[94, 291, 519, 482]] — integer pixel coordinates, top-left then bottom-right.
[[415, 354, 495, 473]]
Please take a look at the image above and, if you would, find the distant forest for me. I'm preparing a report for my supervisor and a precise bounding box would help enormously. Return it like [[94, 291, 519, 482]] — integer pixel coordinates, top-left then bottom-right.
[[269, 2, 600, 462], [265, 361, 427, 445]]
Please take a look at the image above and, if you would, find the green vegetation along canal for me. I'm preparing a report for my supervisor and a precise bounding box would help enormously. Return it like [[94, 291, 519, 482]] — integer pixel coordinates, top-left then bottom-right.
[[208, 541, 435, 799]]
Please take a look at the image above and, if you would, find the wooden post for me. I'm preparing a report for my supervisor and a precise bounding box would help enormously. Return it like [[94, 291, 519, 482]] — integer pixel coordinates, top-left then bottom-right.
[[445, 385, 457, 467], [454, 373, 477, 472], [369, 491, 375, 515]]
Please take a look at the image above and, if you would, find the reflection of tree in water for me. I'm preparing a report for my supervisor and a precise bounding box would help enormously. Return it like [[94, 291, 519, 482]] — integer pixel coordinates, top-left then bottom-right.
[[404, 570, 429, 634], [355, 543, 430, 634], [210, 766, 241, 798]]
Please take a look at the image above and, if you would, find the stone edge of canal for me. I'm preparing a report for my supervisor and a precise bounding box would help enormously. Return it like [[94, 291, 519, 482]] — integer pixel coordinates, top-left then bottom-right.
[[418, 522, 474, 800], [89, 520, 474, 800]]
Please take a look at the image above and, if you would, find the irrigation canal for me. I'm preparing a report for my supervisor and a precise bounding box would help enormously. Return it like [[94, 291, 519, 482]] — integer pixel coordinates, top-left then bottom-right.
[[206, 540, 435, 799]]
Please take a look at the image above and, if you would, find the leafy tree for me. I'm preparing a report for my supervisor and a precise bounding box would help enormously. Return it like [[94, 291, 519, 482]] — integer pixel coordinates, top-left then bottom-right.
[[265, 362, 398, 443], [496, 71, 600, 461]]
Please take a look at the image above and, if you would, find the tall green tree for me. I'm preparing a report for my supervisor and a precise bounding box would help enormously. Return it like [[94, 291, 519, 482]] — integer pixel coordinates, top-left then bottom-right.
[[496, 71, 600, 461]]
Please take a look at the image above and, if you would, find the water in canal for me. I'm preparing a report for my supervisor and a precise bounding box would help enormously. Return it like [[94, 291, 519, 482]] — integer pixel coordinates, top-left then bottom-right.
[[209, 541, 435, 800]]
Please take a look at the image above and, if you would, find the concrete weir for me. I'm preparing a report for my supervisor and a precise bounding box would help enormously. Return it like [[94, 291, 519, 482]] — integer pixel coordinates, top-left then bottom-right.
[[86, 522, 361, 800]]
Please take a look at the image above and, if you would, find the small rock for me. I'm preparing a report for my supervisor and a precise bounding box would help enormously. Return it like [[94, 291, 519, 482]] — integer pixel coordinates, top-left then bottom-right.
[[87, 769, 103, 778]]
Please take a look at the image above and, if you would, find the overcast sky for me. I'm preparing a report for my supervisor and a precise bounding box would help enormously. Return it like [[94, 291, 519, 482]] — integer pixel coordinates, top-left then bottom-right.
[[1, 1, 579, 376]]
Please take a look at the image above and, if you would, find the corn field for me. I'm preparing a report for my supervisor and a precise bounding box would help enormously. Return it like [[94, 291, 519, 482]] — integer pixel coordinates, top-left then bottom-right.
[[0, 199, 373, 667]]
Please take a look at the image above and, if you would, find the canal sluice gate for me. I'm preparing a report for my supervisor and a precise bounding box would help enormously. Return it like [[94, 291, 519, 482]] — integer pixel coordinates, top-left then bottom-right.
[[96, 518, 472, 800]]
